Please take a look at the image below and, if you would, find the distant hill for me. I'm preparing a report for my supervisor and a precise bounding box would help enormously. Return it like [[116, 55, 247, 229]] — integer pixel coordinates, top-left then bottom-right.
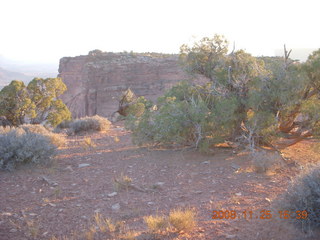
[[0, 67, 32, 88], [0, 55, 58, 89]]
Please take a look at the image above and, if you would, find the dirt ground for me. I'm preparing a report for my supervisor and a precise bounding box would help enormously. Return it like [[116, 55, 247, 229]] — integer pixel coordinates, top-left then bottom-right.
[[1, 123, 320, 240]]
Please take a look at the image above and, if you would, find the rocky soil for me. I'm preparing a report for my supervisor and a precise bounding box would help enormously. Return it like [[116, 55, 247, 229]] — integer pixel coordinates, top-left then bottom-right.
[[0, 123, 319, 240]]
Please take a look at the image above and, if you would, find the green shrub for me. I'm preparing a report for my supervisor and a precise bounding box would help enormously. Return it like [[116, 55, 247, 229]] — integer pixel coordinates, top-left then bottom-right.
[[69, 115, 111, 134], [0, 128, 56, 170], [125, 82, 237, 150], [19, 124, 66, 147], [274, 164, 320, 235]]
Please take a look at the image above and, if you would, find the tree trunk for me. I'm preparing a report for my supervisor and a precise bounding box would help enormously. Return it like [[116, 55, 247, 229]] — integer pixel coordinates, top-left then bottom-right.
[[278, 105, 301, 133]]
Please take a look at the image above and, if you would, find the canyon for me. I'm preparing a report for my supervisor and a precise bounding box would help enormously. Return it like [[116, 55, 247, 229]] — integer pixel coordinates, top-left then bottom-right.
[[58, 50, 199, 118]]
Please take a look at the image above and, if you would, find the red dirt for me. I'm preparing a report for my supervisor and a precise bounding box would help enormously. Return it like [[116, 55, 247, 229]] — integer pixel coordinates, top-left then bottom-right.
[[1, 123, 319, 240]]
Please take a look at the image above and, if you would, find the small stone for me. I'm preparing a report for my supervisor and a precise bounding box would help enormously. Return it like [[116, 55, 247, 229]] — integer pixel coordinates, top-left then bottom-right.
[[9, 229, 17, 233], [78, 163, 90, 168], [29, 213, 37, 216], [65, 166, 74, 172], [201, 161, 210, 164], [155, 182, 164, 186], [107, 192, 118, 197], [235, 192, 242, 196], [76, 204, 82, 207], [195, 191, 203, 194], [147, 202, 155, 205], [226, 234, 236, 239], [111, 203, 120, 211], [94, 209, 101, 213], [2, 212, 12, 216], [265, 198, 271, 203], [231, 163, 240, 171], [48, 203, 56, 207], [58, 209, 64, 212]]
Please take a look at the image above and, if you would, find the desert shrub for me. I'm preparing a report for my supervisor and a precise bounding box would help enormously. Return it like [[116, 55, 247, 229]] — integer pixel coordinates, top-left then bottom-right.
[[19, 124, 66, 147], [125, 82, 237, 149], [168, 208, 196, 232], [251, 150, 283, 173], [69, 115, 111, 134], [0, 128, 56, 170], [124, 96, 152, 117], [144, 215, 168, 232], [274, 164, 320, 235], [56, 119, 73, 129], [0, 78, 71, 127]]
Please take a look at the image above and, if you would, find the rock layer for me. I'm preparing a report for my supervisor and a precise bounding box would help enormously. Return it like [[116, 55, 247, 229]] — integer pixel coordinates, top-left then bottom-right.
[[58, 51, 195, 118]]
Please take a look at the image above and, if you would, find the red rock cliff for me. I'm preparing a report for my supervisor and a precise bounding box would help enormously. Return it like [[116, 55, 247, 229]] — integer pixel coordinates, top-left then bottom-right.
[[58, 51, 194, 118]]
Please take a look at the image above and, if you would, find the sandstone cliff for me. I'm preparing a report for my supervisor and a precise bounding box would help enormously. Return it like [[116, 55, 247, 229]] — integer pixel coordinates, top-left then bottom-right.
[[58, 51, 196, 118]]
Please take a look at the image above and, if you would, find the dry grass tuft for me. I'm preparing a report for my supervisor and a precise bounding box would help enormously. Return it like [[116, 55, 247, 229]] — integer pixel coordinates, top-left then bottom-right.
[[144, 215, 168, 233], [114, 173, 133, 191], [81, 137, 96, 149], [168, 208, 196, 233]]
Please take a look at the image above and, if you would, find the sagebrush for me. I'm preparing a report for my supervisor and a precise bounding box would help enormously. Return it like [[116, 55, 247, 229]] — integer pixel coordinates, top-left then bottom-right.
[[69, 115, 111, 134], [19, 124, 66, 147], [274, 164, 320, 235], [0, 128, 56, 170]]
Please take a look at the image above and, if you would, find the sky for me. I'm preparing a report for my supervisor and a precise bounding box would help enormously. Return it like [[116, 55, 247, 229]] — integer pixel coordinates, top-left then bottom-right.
[[1, 0, 320, 64]]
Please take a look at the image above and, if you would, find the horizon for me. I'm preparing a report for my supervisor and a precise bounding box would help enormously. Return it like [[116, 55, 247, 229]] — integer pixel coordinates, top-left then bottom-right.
[[1, 0, 320, 65]]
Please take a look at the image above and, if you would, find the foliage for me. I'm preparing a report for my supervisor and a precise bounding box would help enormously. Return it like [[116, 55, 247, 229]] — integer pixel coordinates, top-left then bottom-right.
[[126, 81, 238, 149], [69, 115, 111, 134], [274, 164, 320, 235], [127, 35, 320, 150], [0, 128, 56, 170], [124, 96, 152, 117], [0, 80, 36, 126], [27, 77, 71, 126], [0, 78, 71, 127]]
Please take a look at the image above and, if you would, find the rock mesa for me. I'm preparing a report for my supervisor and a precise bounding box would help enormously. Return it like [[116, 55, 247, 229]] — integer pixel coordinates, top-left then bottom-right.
[[58, 51, 194, 118]]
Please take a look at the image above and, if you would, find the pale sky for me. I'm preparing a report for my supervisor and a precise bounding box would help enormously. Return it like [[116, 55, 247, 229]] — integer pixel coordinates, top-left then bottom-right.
[[1, 0, 319, 64]]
